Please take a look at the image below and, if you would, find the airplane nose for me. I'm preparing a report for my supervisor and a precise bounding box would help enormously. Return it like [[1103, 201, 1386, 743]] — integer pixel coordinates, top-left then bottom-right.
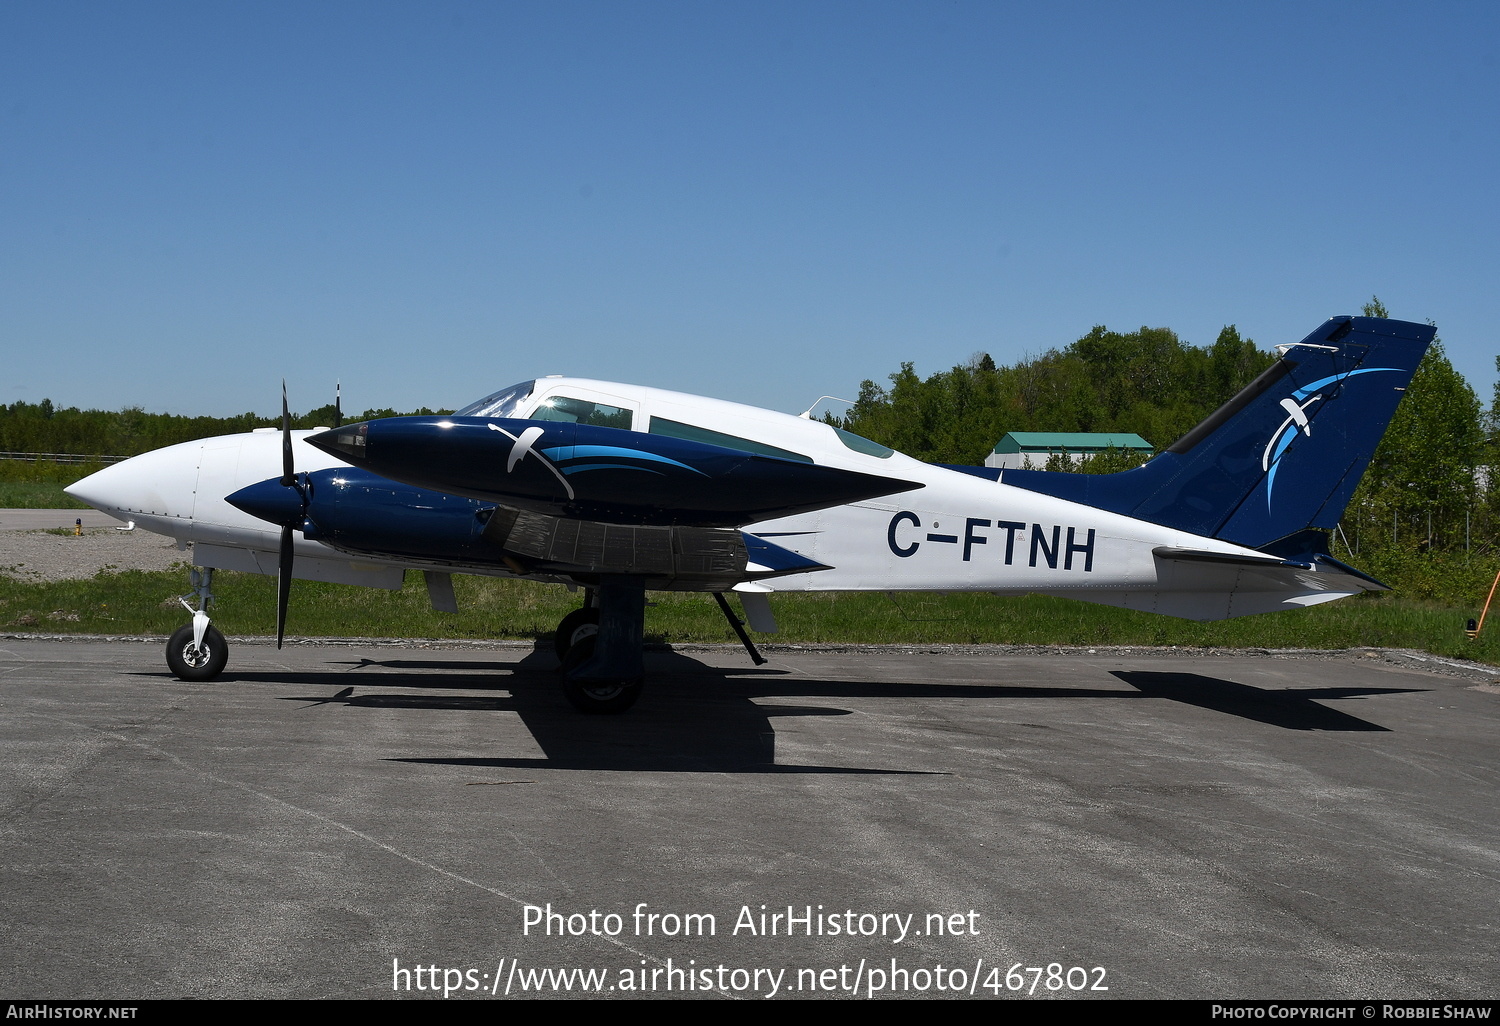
[[65, 461, 135, 511], [226, 477, 307, 527], [63, 471, 102, 507], [64, 443, 201, 523]]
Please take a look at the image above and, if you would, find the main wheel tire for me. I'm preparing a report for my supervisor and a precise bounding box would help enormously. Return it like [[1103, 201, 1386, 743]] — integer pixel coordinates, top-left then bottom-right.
[[553, 607, 601, 661], [559, 637, 642, 714], [166, 624, 228, 682]]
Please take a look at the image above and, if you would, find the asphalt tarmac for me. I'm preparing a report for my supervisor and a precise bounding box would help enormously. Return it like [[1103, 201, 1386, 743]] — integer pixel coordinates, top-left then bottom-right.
[[0, 509, 120, 531], [1, 637, 1495, 1000]]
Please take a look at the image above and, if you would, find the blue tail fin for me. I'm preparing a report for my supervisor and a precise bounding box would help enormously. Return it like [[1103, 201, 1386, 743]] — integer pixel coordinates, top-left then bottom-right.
[[999, 316, 1435, 551]]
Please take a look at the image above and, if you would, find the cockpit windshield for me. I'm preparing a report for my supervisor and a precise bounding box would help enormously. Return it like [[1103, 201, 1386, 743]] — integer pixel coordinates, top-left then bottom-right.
[[455, 380, 536, 419]]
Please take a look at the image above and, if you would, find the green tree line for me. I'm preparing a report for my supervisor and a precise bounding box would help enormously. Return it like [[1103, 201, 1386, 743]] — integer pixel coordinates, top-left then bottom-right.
[[0, 401, 449, 458], [842, 323, 1271, 466], [1343, 299, 1484, 553]]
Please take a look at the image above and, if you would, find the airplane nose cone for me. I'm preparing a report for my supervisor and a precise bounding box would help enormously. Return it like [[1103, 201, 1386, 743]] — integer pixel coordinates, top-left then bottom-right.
[[62, 472, 103, 507], [64, 443, 201, 522], [226, 477, 306, 527]]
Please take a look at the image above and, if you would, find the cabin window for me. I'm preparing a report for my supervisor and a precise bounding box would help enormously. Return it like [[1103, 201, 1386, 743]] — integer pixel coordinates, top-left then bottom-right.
[[455, 381, 536, 419], [832, 426, 894, 458], [531, 395, 633, 430], [648, 417, 812, 463]]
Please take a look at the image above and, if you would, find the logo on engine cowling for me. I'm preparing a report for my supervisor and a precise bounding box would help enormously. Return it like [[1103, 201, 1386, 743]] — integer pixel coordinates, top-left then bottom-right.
[[488, 423, 575, 498]]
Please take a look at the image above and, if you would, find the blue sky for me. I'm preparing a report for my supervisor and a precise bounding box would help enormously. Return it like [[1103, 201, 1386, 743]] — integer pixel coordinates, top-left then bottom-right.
[[3, 1, 1497, 420]]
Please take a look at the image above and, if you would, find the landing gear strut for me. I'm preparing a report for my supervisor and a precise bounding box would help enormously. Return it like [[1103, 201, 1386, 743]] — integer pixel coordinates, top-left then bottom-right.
[[712, 592, 768, 666], [167, 567, 228, 681], [555, 577, 644, 714]]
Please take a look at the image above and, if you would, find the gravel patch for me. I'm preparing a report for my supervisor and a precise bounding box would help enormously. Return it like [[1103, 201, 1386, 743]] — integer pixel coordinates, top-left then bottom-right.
[[0, 528, 189, 581]]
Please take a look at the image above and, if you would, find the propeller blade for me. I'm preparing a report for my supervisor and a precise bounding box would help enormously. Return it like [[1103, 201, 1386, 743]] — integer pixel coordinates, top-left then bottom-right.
[[333, 381, 342, 429], [276, 522, 293, 649], [280, 380, 295, 487]]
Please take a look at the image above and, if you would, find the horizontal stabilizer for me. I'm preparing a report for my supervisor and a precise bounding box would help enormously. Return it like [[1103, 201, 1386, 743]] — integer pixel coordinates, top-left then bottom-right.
[[1152, 546, 1312, 571], [1048, 542, 1388, 621]]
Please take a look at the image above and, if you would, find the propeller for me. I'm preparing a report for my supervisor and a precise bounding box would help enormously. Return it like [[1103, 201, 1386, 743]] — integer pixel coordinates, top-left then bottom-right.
[[273, 381, 325, 645], [333, 381, 342, 429], [275, 381, 307, 649], [225, 382, 321, 649]]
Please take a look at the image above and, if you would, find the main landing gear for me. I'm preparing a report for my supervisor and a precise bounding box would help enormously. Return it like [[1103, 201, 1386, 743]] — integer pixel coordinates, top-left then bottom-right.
[[550, 581, 770, 714], [166, 567, 228, 681], [553, 578, 645, 714]]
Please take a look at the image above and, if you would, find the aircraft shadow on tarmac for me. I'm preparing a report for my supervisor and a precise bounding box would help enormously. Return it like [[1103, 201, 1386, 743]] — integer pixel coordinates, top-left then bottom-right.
[[153, 647, 1423, 772], [193, 647, 922, 774], [1109, 670, 1416, 732]]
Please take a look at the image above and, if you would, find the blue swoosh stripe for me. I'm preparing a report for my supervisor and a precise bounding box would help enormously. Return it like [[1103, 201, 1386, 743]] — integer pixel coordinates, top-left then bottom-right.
[[1267, 368, 1401, 509], [1292, 367, 1401, 400], [541, 444, 708, 475], [558, 463, 666, 477], [1265, 426, 1300, 511]]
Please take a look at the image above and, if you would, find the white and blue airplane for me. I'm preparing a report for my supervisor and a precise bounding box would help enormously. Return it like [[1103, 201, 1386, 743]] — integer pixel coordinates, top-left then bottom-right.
[[66, 315, 1433, 712]]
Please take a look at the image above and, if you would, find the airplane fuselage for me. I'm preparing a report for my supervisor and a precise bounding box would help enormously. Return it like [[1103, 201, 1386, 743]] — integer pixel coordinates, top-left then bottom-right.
[[69, 374, 1369, 621]]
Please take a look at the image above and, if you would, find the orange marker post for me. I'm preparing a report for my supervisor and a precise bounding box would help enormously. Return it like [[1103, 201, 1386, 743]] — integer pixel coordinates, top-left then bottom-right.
[[1467, 566, 1500, 640]]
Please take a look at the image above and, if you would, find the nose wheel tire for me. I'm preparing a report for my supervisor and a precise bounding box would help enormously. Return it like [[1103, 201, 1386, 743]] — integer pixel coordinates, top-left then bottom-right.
[[166, 624, 228, 681], [559, 637, 642, 714], [553, 607, 601, 661]]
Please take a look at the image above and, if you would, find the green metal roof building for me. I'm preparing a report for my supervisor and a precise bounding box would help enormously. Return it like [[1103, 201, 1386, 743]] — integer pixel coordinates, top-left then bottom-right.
[[985, 431, 1154, 470]]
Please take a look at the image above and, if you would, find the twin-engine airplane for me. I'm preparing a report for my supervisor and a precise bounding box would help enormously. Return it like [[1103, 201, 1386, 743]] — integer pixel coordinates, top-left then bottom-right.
[[66, 316, 1433, 713]]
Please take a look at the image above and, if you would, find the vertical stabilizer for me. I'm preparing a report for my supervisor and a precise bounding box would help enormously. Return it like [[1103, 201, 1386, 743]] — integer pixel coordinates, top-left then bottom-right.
[[999, 316, 1434, 550]]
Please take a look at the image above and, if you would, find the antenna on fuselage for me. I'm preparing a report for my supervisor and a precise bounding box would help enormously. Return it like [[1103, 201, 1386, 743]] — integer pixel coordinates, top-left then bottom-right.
[[798, 395, 856, 420]]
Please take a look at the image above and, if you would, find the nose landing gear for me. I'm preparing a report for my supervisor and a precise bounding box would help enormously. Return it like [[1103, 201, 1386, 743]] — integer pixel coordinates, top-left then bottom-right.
[[166, 567, 228, 681]]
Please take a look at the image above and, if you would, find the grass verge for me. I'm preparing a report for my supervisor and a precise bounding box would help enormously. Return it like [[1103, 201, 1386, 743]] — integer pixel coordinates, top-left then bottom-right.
[[0, 461, 107, 509], [0, 482, 89, 509], [1, 566, 1495, 664]]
